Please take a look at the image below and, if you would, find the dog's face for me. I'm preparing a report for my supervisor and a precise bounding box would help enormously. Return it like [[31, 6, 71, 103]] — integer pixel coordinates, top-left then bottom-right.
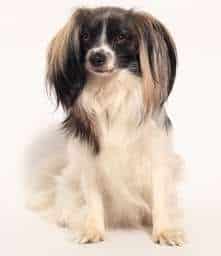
[[47, 7, 177, 112], [79, 9, 139, 76]]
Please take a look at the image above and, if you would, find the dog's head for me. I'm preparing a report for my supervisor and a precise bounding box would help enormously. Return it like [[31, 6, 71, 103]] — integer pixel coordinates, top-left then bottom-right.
[[47, 7, 177, 113]]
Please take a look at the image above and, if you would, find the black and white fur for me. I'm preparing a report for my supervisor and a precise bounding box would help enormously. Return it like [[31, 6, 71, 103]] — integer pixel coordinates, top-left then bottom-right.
[[27, 7, 185, 246]]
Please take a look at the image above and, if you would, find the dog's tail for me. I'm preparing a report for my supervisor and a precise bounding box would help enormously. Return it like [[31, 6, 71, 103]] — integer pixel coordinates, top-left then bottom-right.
[[24, 125, 67, 211]]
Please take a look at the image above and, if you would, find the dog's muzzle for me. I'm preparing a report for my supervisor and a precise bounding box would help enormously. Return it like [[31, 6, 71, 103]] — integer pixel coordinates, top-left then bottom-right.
[[86, 47, 115, 74]]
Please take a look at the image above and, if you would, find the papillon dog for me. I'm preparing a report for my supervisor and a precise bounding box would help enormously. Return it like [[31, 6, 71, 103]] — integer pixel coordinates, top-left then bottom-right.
[[27, 7, 185, 246]]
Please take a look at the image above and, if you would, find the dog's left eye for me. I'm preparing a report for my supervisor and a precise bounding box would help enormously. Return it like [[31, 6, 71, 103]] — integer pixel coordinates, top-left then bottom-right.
[[115, 33, 128, 44]]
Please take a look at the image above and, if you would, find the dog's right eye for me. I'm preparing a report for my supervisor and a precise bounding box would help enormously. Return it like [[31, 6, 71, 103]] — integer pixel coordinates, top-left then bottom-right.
[[81, 32, 90, 41]]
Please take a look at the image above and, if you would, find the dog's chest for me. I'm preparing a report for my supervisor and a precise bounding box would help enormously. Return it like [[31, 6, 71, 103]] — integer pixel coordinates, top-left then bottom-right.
[[99, 119, 151, 187], [97, 98, 151, 195], [84, 71, 151, 190]]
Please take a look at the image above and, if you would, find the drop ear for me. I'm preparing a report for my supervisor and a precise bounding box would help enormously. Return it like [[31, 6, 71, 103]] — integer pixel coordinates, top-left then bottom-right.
[[134, 13, 177, 113], [46, 9, 87, 110]]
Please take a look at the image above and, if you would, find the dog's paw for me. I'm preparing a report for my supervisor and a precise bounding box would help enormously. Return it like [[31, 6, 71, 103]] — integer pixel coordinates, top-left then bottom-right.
[[77, 228, 105, 244], [77, 217, 105, 244], [153, 228, 185, 246]]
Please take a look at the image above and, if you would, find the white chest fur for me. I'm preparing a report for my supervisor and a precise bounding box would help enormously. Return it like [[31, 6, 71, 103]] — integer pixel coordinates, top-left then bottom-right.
[[79, 71, 153, 216]]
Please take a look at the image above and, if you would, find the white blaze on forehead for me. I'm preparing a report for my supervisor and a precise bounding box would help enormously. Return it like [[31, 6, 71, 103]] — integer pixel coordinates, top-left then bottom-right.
[[94, 22, 113, 55], [97, 22, 115, 66], [100, 21, 107, 45], [86, 21, 116, 71]]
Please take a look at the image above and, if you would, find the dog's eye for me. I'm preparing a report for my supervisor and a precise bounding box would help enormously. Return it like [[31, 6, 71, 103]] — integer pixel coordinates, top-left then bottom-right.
[[81, 32, 90, 41], [115, 33, 128, 44]]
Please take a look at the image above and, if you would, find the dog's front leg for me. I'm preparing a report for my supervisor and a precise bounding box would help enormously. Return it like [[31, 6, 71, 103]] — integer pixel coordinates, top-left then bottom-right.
[[151, 154, 185, 246], [55, 138, 105, 243], [77, 166, 105, 244], [55, 165, 105, 243]]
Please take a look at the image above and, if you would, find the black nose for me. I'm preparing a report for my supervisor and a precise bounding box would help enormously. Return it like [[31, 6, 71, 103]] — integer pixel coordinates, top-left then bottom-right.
[[89, 52, 106, 67]]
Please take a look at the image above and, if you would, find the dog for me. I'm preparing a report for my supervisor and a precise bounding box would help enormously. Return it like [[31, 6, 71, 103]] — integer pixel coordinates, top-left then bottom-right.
[[27, 6, 185, 246]]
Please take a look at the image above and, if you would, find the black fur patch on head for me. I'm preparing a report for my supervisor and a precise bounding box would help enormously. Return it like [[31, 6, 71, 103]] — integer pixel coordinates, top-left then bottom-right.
[[105, 13, 140, 75]]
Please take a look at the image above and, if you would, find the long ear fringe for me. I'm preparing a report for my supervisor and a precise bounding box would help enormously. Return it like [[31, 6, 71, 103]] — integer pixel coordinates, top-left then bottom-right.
[[134, 12, 177, 116], [46, 9, 85, 110]]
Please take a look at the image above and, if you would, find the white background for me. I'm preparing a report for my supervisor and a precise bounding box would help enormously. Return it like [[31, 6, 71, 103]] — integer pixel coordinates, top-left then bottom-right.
[[0, 0, 221, 255]]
